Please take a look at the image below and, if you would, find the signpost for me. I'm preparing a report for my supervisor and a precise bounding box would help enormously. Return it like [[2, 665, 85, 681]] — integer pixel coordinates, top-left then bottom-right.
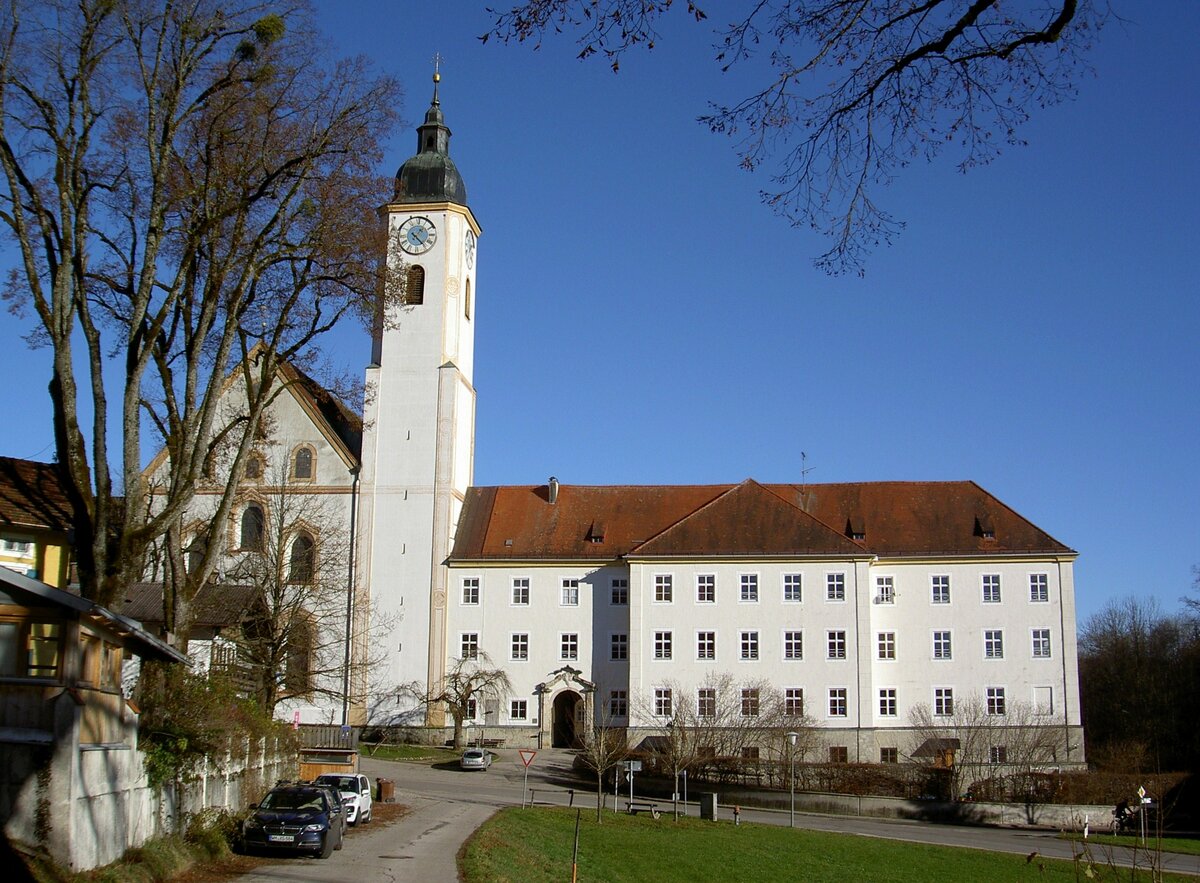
[[625, 759, 642, 808], [519, 750, 537, 808], [1137, 785, 1149, 845]]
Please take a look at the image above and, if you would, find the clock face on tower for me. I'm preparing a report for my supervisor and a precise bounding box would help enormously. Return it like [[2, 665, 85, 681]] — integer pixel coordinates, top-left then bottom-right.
[[398, 216, 437, 255], [464, 229, 476, 268]]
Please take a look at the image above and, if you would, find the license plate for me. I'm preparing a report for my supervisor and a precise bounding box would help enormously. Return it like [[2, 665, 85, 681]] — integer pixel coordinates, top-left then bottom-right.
[[268, 834, 293, 843]]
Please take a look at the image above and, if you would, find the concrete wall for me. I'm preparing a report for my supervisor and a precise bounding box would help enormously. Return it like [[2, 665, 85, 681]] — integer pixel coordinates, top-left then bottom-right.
[[4, 736, 294, 871]]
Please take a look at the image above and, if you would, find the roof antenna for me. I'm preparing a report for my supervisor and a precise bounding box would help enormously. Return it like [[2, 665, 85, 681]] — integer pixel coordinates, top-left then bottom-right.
[[799, 451, 815, 509]]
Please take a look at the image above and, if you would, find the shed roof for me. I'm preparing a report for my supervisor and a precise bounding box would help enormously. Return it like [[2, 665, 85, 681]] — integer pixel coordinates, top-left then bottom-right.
[[0, 568, 186, 663], [0, 456, 73, 533]]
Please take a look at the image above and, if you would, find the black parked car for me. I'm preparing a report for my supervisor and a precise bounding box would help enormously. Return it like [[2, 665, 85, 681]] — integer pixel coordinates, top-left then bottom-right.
[[242, 783, 345, 858]]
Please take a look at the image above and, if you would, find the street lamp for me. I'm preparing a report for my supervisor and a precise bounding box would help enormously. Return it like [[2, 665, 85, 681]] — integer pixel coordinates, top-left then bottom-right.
[[786, 731, 800, 828]]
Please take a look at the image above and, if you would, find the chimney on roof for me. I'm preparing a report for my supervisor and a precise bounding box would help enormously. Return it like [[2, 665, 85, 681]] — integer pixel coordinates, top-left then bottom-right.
[[548, 476, 559, 505]]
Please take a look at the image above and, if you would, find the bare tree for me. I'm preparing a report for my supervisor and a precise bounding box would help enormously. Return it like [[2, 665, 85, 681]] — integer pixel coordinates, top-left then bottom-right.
[[642, 673, 815, 810], [1079, 596, 1200, 773], [484, 0, 1109, 274], [0, 0, 402, 644], [410, 651, 513, 750], [909, 692, 1064, 800], [216, 463, 378, 718], [574, 697, 629, 822]]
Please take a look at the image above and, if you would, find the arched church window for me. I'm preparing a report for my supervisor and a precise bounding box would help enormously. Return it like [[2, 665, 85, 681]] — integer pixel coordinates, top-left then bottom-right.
[[186, 532, 208, 575], [405, 266, 425, 305], [293, 446, 313, 480], [240, 504, 264, 551], [244, 454, 263, 480], [289, 532, 315, 583], [464, 279, 471, 320]]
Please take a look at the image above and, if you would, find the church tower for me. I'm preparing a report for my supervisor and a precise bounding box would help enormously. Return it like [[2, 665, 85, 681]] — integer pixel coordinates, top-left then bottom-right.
[[357, 69, 480, 722]]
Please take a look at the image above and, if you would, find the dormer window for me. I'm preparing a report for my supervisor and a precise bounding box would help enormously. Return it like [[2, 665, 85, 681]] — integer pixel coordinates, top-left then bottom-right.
[[586, 521, 606, 544], [975, 514, 996, 540], [847, 515, 866, 541]]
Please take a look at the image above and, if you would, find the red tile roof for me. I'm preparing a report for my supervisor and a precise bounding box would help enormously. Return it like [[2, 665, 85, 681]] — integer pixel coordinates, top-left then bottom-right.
[[451, 480, 1073, 561], [0, 456, 73, 533]]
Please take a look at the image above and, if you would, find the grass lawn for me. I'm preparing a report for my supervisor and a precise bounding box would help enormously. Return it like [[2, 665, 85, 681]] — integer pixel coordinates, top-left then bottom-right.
[[461, 807, 1189, 883], [1063, 832, 1200, 857], [360, 742, 459, 763]]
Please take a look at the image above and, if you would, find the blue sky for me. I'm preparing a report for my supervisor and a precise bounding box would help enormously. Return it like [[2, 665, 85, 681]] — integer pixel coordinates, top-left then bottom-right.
[[1, 2, 1196, 624]]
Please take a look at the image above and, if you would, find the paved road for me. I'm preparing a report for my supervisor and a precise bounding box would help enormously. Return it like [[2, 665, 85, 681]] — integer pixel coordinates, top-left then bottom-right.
[[230, 748, 1200, 881]]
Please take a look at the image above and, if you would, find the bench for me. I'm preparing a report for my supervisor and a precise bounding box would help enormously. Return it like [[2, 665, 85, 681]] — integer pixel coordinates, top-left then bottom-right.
[[626, 801, 661, 819]]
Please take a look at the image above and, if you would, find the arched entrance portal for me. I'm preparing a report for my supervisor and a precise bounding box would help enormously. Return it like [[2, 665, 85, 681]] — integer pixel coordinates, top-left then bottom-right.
[[552, 690, 582, 748]]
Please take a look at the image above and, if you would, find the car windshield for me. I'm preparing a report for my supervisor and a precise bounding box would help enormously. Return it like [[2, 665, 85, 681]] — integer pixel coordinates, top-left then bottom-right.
[[321, 776, 358, 791], [464, 750, 483, 758], [259, 789, 326, 811]]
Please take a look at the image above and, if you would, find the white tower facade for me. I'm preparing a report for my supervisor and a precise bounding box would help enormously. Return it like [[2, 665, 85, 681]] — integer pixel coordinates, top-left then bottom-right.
[[357, 74, 481, 723]]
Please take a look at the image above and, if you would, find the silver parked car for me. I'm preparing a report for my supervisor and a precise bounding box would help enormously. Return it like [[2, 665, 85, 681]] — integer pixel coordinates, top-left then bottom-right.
[[315, 773, 374, 825], [460, 747, 492, 771]]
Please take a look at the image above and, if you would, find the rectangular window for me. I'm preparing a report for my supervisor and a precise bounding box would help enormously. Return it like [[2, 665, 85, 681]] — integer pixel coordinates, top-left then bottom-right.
[[881, 747, 899, 764], [655, 688, 673, 718], [742, 746, 761, 761], [465, 698, 477, 720], [934, 687, 954, 717], [561, 633, 579, 661], [654, 630, 673, 660], [512, 577, 530, 605], [461, 633, 479, 659], [878, 632, 896, 660], [611, 633, 628, 661], [989, 745, 1008, 764], [611, 578, 628, 605], [655, 574, 673, 603], [783, 630, 803, 660], [827, 630, 847, 659], [783, 573, 802, 602], [982, 574, 1001, 603], [610, 690, 628, 717], [876, 576, 895, 604], [462, 577, 480, 605], [696, 574, 715, 603], [697, 688, 717, 718], [697, 631, 716, 660], [740, 574, 759, 602], [740, 630, 759, 661], [1030, 573, 1049, 603], [932, 630, 952, 660], [510, 699, 528, 720], [511, 633, 528, 661], [829, 746, 849, 763], [561, 579, 580, 606], [828, 688, 848, 717], [101, 642, 121, 688], [826, 573, 846, 601], [986, 686, 1006, 716], [984, 629, 1004, 659], [931, 575, 950, 604], [741, 688, 760, 717], [1032, 628, 1051, 658], [785, 688, 804, 717], [879, 688, 897, 716]]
